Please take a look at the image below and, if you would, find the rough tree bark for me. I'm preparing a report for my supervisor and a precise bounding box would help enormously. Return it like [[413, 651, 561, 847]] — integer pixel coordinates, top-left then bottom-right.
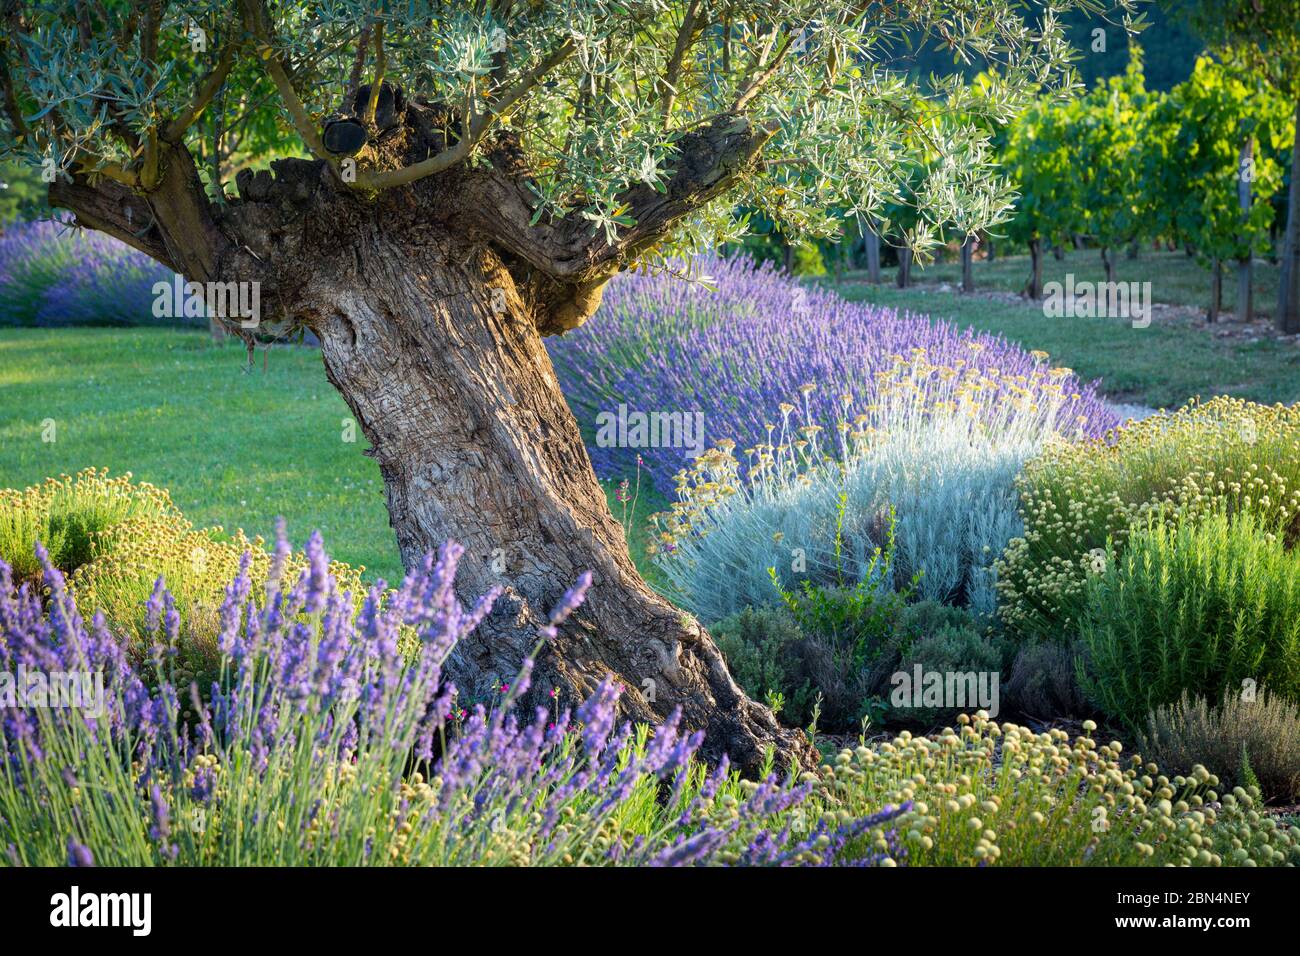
[[49, 99, 816, 774], [959, 237, 974, 293], [307, 233, 806, 771]]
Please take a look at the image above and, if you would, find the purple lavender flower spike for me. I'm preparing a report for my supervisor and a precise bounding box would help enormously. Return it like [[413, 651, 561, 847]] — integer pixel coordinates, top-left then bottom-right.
[[3, 525, 917, 867], [66, 837, 94, 868], [548, 571, 594, 626]]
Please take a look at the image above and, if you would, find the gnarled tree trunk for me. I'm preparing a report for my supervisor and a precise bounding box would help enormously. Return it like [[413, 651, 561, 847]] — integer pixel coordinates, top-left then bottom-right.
[[304, 231, 807, 770], [49, 85, 816, 774]]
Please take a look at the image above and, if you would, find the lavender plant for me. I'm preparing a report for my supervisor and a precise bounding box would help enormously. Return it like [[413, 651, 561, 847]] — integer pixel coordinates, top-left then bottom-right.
[[549, 255, 1117, 492], [5, 531, 1292, 867], [0, 532, 905, 867], [0, 219, 178, 328]]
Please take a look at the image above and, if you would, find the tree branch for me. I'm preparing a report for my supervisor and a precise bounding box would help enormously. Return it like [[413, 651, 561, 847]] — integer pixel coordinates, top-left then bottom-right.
[[118, 3, 142, 52], [344, 22, 372, 105], [141, 1, 163, 67], [239, 0, 332, 162], [135, 2, 169, 188], [581, 113, 775, 273], [75, 4, 93, 49], [354, 37, 575, 191], [362, 21, 386, 126], [49, 174, 175, 269], [162, 35, 241, 144], [0, 44, 29, 139], [733, 33, 797, 111], [660, 0, 701, 120], [451, 111, 772, 334], [487, 0, 515, 94]]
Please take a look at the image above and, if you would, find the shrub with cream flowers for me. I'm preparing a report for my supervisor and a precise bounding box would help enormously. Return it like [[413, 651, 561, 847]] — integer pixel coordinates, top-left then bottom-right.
[[813, 712, 1300, 866], [1, 470, 364, 692], [995, 397, 1300, 639], [0, 467, 178, 587], [70, 515, 364, 693]]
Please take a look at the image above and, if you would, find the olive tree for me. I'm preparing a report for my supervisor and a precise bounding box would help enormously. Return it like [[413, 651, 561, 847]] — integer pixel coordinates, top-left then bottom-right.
[[0, 0, 1136, 769]]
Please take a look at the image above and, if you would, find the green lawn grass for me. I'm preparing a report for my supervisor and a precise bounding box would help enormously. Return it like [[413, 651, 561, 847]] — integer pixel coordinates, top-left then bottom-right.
[[0, 327, 666, 583], [821, 248, 1300, 409]]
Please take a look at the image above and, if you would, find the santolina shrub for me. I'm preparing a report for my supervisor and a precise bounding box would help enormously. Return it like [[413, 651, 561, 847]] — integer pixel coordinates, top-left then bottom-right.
[[0, 534, 907, 867], [649, 348, 1094, 621], [1, 470, 364, 688], [0, 219, 178, 328], [548, 255, 1117, 492], [996, 397, 1300, 639], [71, 516, 365, 695], [0, 468, 180, 587], [819, 713, 1300, 866]]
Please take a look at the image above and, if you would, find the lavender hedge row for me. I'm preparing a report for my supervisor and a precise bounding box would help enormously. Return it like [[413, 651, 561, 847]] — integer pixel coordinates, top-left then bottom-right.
[[0, 219, 181, 328], [5, 527, 1295, 868], [548, 255, 1118, 492]]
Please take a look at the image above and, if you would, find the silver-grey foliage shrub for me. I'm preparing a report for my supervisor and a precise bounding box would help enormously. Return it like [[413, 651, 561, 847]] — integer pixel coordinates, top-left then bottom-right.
[[651, 352, 1084, 623]]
